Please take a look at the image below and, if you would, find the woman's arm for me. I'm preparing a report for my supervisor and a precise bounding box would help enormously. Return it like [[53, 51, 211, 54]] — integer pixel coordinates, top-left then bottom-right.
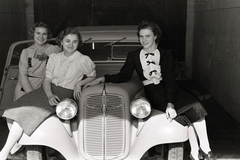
[[76, 76, 96, 88], [166, 102, 177, 122], [104, 51, 136, 83], [161, 49, 178, 121], [18, 50, 34, 93], [84, 51, 137, 87], [43, 77, 60, 106], [161, 49, 178, 103], [19, 74, 33, 93], [73, 76, 96, 100]]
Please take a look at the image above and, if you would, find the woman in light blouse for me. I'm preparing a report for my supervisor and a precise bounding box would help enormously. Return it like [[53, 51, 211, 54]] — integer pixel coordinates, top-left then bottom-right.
[[6, 22, 61, 159], [0, 27, 96, 160], [86, 21, 216, 160], [15, 22, 61, 100]]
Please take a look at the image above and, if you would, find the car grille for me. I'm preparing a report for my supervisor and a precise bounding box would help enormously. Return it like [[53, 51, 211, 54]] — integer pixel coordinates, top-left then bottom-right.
[[83, 94, 126, 160]]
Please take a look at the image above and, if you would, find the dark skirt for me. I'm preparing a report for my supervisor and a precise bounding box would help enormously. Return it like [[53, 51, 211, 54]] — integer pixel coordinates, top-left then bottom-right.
[[145, 85, 207, 126], [1, 84, 73, 136]]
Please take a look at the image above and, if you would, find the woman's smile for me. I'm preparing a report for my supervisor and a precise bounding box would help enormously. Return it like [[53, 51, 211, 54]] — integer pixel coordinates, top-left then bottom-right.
[[139, 28, 157, 52], [61, 34, 79, 55]]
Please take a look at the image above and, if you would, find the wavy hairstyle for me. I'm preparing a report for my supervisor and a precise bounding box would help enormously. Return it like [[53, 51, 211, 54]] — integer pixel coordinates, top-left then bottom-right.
[[56, 27, 82, 47], [29, 22, 53, 39], [137, 20, 163, 45]]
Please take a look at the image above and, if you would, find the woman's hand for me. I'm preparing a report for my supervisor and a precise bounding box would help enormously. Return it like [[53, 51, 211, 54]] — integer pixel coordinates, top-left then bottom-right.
[[48, 94, 60, 106], [166, 103, 177, 122], [84, 77, 105, 88], [74, 85, 82, 100]]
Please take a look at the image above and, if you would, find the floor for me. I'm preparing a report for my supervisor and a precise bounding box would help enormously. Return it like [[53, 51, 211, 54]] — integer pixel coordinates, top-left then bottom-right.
[[178, 80, 240, 160], [1, 80, 240, 160]]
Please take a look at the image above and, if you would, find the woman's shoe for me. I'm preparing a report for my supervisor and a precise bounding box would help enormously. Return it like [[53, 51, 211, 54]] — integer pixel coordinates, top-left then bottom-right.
[[199, 149, 217, 160], [189, 154, 196, 160], [190, 153, 201, 160]]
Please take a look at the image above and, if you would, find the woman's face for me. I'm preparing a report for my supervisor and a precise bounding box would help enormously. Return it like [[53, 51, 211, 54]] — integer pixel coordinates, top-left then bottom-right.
[[34, 27, 48, 46], [61, 34, 79, 55], [139, 28, 157, 52]]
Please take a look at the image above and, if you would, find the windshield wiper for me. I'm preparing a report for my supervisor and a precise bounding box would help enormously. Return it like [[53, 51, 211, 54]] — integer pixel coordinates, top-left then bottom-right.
[[104, 37, 126, 47], [83, 38, 92, 43]]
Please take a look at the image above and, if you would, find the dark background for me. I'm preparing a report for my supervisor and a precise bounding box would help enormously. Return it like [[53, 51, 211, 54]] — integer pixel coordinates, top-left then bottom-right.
[[0, 0, 187, 84], [34, 0, 186, 56], [1, 1, 240, 159]]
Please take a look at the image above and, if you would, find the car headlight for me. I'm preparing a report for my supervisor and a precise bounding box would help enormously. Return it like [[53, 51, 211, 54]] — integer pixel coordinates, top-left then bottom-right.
[[130, 97, 151, 119], [56, 98, 78, 120]]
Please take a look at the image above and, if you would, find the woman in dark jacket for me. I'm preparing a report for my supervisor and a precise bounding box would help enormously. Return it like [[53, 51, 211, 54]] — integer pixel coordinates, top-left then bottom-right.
[[86, 21, 216, 160]]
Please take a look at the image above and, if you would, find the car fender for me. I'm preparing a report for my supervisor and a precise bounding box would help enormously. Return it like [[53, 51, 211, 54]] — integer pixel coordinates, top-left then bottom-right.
[[126, 109, 188, 160], [18, 116, 82, 160]]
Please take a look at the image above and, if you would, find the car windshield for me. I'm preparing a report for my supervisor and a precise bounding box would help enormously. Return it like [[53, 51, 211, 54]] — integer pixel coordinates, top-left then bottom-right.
[[9, 41, 141, 66], [79, 42, 141, 61]]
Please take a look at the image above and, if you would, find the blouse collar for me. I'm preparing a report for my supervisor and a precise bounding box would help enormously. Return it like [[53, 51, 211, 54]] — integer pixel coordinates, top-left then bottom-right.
[[62, 50, 78, 62], [140, 49, 160, 68]]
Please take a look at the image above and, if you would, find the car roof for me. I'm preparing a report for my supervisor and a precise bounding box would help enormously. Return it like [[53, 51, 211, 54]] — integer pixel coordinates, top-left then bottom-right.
[[75, 26, 138, 42]]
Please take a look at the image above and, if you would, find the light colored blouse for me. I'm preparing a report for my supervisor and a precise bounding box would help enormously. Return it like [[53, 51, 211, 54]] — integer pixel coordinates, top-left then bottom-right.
[[19, 44, 61, 80], [139, 49, 162, 85], [14, 44, 61, 100], [46, 51, 96, 90]]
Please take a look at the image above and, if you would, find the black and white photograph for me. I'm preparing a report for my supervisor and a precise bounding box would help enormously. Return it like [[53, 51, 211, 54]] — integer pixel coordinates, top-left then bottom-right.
[[0, 0, 240, 160]]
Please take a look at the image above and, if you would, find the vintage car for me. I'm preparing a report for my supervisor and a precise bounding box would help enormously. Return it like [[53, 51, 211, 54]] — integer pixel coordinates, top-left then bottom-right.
[[0, 26, 188, 160]]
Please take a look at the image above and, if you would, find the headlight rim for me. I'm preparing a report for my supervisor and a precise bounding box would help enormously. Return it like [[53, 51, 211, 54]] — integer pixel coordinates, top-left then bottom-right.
[[56, 98, 78, 120], [130, 97, 151, 119]]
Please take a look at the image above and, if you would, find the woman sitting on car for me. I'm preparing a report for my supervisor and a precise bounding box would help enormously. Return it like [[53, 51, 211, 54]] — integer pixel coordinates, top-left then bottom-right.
[[5, 22, 61, 159], [0, 27, 96, 160], [85, 20, 217, 160], [15, 22, 61, 100]]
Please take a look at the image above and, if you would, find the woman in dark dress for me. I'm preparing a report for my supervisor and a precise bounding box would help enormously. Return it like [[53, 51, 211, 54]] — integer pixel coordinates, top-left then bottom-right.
[[86, 21, 216, 160], [0, 27, 96, 160]]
